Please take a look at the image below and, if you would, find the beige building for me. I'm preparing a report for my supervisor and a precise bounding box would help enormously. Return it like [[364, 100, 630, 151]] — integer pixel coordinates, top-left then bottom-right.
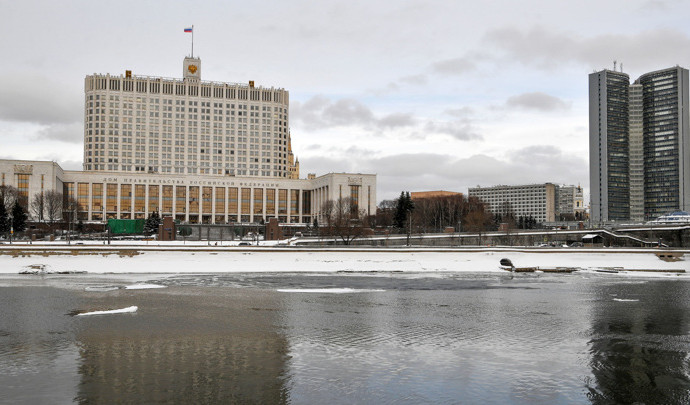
[[0, 159, 375, 225], [410, 190, 463, 200], [83, 57, 296, 178], [468, 183, 557, 223]]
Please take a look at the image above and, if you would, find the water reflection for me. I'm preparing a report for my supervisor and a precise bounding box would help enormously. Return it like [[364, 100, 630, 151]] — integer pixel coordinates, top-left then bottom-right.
[[0, 287, 82, 404], [277, 277, 592, 404], [586, 281, 690, 404], [73, 288, 289, 404]]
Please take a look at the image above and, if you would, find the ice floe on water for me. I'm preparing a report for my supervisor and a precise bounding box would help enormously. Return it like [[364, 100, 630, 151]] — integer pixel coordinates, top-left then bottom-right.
[[277, 288, 385, 293], [124, 283, 166, 290], [84, 286, 120, 292], [76, 306, 138, 316]]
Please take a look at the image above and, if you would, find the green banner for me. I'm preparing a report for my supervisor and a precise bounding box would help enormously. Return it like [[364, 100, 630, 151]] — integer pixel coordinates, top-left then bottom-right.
[[107, 219, 145, 234]]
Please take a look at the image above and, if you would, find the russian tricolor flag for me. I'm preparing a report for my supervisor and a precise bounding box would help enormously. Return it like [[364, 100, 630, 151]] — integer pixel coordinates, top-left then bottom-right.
[[184, 27, 193, 33]]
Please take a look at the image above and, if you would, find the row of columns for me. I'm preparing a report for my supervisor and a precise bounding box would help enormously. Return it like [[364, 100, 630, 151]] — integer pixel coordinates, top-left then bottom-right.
[[74, 183, 312, 224]]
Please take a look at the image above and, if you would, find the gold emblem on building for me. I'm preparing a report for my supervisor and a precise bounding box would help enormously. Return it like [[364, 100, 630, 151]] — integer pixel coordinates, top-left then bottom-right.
[[188, 64, 198, 74]]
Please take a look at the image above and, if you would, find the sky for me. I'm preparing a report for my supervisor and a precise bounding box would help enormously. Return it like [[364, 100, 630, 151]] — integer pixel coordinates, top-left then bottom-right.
[[1, 0, 690, 203]]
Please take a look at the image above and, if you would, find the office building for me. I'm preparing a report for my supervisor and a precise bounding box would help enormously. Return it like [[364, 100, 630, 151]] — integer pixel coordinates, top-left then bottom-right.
[[589, 69, 630, 222], [84, 57, 296, 178], [638, 67, 690, 219], [468, 183, 557, 223], [589, 65, 690, 222], [557, 185, 585, 219]]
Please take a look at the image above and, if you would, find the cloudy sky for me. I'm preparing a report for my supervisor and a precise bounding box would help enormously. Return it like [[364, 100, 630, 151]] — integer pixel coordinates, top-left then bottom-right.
[[2, 0, 690, 203]]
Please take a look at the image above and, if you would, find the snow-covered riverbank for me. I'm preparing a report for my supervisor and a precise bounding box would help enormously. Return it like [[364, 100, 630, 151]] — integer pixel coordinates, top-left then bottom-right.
[[0, 244, 686, 276]]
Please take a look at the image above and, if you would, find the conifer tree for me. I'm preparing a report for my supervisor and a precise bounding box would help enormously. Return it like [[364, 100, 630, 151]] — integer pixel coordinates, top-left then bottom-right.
[[0, 201, 9, 235], [144, 211, 161, 235], [11, 202, 27, 233], [393, 191, 414, 230]]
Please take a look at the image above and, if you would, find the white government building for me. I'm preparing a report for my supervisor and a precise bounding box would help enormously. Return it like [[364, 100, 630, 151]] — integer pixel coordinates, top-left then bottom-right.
[[0, 56, 376, 225]]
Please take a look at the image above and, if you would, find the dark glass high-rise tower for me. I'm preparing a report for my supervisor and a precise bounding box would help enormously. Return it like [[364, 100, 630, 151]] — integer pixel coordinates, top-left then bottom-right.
[[589, 69, 630, 222], [589, 66, 689, 222], [638, 67, 690, 220]]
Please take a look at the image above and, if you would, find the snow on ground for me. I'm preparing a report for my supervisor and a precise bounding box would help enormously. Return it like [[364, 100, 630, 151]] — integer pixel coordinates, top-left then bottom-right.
[[0, 246, 686, 277], [75, 306, 138, 316]]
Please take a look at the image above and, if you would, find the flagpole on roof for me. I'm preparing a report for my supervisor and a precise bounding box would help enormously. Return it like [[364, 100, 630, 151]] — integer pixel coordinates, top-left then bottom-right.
[[192, 25, 194, 58]]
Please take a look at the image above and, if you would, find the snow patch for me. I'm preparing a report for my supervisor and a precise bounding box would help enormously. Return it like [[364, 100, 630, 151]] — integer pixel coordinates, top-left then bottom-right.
[[76, 306, 138, 316]]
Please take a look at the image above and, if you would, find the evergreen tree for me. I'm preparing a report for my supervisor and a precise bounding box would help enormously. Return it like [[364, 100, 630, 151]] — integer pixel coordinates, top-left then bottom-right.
[[0, 201, 9, 235], [11, 202, 27, 233], [393, 191, 414, 230], [144, 211, 162, 235]]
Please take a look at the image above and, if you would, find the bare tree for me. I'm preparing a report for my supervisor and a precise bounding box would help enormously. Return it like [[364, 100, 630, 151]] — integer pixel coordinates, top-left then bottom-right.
[[30, 192, 46, 222], [44, 190, 64, 224], [406, 194, 469, 233], [463, 197, 493, 245], [321, 197, 369, 245], [0, 185, 19, 211]]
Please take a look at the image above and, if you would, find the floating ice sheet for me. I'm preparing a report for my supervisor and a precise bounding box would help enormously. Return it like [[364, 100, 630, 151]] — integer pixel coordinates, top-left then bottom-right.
[[276, 288, 385, 293], [125, 284, 166, 290], [76, 306, 138, 316]]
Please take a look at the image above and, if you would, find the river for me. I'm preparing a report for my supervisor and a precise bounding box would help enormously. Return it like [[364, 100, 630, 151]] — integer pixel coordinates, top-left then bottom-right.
[[1, 271, 689, 404]]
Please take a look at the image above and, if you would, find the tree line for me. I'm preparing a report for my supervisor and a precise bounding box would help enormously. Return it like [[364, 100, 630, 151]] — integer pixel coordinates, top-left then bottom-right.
[[0, 185, 86, 239], [373, 192, 544, 235]]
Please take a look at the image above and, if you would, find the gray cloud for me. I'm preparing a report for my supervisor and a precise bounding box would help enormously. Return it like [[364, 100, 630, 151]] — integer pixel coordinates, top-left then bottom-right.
[[322, 99, 375, 126], [300, 144, 586, 202], [399, 74, 428, 86], [370, 74, 428, 96], [292, 96, 373, 130], [431, 57, 476, 75], [294, 95, 484, 143], [34, 122, 83, 143], [424, 120, 482, 141], [483, 27, 690, 71], [505, 92, 571, 112], [0, 74, 81, 125], [443, 107, 474, 118], [639, 0, 673, 11], [378, 112, 415, 129], [292, 96, 417, 131]]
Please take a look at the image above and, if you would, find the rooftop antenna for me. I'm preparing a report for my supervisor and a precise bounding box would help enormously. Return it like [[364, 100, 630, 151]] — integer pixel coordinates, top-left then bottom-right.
[[613, 60, 617, 71], [620, 62, 623, 73]]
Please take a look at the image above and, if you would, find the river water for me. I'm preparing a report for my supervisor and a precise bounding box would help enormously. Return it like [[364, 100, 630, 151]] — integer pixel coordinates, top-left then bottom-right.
[[1, 272, 689, 404]]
